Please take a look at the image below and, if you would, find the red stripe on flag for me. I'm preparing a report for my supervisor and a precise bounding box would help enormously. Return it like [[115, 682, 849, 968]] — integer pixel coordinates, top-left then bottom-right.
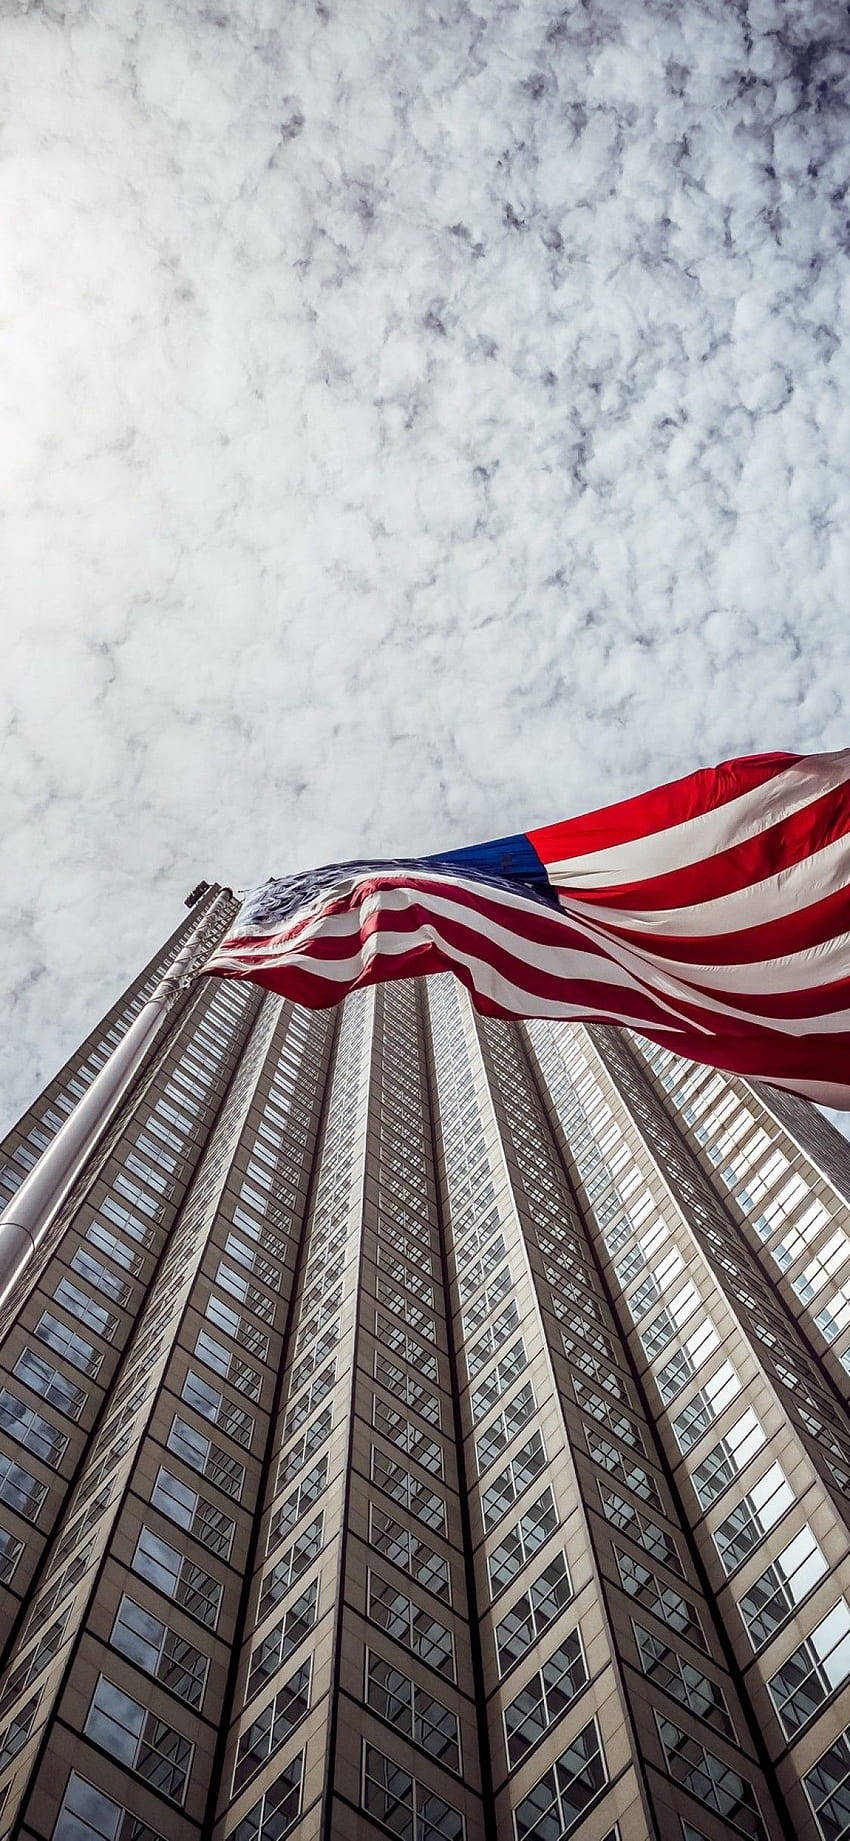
[[572, 881, 850, 965], [528, 753, 799, 867], [554, 780, 850, 912], [212, 897, 685, 1026], [204, 748, 850, 1108]]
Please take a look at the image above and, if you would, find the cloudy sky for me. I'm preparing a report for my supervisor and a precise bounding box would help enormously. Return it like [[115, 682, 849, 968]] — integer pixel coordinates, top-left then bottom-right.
[[1, 0, 848, 1131]]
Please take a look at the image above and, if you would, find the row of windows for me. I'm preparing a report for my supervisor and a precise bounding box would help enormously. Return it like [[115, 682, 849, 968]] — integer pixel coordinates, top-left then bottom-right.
[[200, 997, 367, 1836], [0, 985, 258, 1588], [363, 1743, 463, 1840], [0, 923, 199, 1203], [575, 1030, 850, 1753], [54, 1753, 304, 1841], [482, 1021, 729, 1806], [641, 1043, 849, 1341], [538, 1031, 846, 1637], [616, 1034, 850, 1487], [20, 997, 325, 1841], [0, 981, 263, 1819]]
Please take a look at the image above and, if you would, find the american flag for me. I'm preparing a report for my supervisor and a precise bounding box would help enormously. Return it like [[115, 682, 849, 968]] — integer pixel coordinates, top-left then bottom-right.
[[204, 750, 850, 1108]]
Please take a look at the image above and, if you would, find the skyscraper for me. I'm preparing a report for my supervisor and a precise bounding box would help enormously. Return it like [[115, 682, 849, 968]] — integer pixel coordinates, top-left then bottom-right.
[[0, 884, 848, 1841]]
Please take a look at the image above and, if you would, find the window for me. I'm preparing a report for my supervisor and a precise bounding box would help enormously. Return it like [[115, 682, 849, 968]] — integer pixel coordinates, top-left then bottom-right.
[[246, 1585, 318, 1700], [459, 1237, 509, 1302], [370, 1506, 450, 1601], [489, 1489, 558, 1596], [14, 1348, 87, 1420], [477, 1383, 536, 1473], [558, 1308, 613, 1359], [224, 1235, 282, 1294], [215, 1262, 275, 1323], [70, 1248, 131, 1307], [627, 1248, 685, 1322], [53, 1280, 118, 1343], [0, 1525, 23, 1582], [0, 1687, 41, 1773], [166, 1416, 244, 1499], [372, 1451, 447, 1535], [471, 1343, 527, 1421], [0, 1387, 67, 1467], [110, 1595, 208, 1707], [233, 1662, 311, 1793], [768, 1600, 850, 1736], [572, 1379, 644, 1450], [53, 1773, 165, 1841], [466, 1301, 520, 1378], [374, 1402, 443, 1477], [35, 1311, 102, 1376], [362, 1744, 464, 1839], [85, 1676, 192, 1804], [231, 1753, 303, 1841], [817, 1281, 850, 1344], [366, 1653, 460, 1772], [260, 1515, 323, 1617], [374, 1315, 440, 1382], [284, 1365, 336, 1440], [641, 1283, 699, 1360], [616, 1221, 669, 1284], [803, 1723, 850, 1841], [770, 1198, 830, 1269], [0, 1613, 69, 1722], [738, 1525, 828, 1650], [634, 1625, 732, 1736], [151, 1467, 235, 1560], [131, 1525, 222, 1629], [367, 1573, 454, 1677], [496, 1555, 573, 1673], [86, 1220, 145, 1274], [206, 1293, 269, 1362], [0, 1452, 47, 1519], [691, 1410, 765, 1509], [514, 1719, 607, 1840], [794, 1232, 850, 1305], [597, 1486, 682, 1575], [180, 1371, 254, 1449], [505, 1629, 587, 1765], [713, 1463, 794, 1575], [560, 1336, 628, 1401], [616, 1550, 705, 1649], [656, 1320, 720, 1404], [584, 1429, 662, 1508], [377, 1277, 436, 1342], [482, 1432, 546, 1530], [194, 1328, 262, 1400], [672, 1364, 741, 1454], [374, 1354, 441, 1426], [655, 1716, 765, 1838]]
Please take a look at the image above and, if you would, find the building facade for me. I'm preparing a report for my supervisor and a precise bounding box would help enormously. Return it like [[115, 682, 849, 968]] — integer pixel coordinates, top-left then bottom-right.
[[0, 886, 847, 1841]]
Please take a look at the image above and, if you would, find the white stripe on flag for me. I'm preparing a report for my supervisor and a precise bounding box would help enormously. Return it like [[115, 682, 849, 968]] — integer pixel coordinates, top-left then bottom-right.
[[543, 751, 850, 888]]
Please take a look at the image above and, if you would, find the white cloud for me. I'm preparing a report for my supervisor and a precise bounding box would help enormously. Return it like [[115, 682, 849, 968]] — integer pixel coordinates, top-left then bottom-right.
[[1, 0, 849, 1127]]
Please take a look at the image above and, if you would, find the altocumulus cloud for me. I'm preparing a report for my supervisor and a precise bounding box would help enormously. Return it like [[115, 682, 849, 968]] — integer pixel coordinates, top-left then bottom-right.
[[1, 0, 849, 1129]]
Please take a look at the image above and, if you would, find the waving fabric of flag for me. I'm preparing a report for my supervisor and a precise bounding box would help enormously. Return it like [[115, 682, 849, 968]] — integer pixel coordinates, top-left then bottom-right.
[[203, 750, 850, 1108]]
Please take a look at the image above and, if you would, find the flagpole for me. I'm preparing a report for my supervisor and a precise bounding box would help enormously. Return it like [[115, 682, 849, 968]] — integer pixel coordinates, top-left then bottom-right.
[[0, 886, 233, 1309]]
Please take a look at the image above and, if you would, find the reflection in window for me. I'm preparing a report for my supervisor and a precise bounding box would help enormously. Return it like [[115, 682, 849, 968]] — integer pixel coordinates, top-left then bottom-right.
[[738, 1526, 828, 1650], [366, 1652, 460, 1773], [53, 1772, 165, 1841], [362, 1744, 464, 1839], [768, 1600, 850, 1737], [85, 1676, 192, 1804], [514, 1719, 607, 1841]]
